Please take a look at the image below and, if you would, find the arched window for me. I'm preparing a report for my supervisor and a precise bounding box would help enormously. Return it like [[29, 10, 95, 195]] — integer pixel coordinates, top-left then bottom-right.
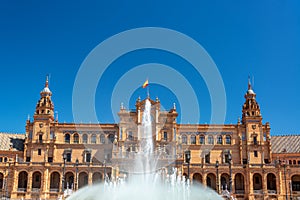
[[78, 172, 88, 189], [217, 135, 223, 144], [91, 134, 97, 144], [100, 134, 105, 144], [82, 134, 88, 144], [208, 135, 214, 145], [18, 171, 28, 192], [64, 133, 70, 144], [73, 133, 79, 144], [32, 171, 42, 190], [50, 172, 60, 192], [267, 173, 276, 191], [0, 173, 3, 190], [199, 135, 205, 144], [108, 134, 115, 144], [127, 131, 134, 141], [182, 135, 187, 144], [225, 135, 231, 144], [190, 135, 196, 144]]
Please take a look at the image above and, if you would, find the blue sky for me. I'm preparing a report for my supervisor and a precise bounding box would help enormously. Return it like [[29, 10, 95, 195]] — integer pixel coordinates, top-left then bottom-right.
[[0, 1, 299, 134]]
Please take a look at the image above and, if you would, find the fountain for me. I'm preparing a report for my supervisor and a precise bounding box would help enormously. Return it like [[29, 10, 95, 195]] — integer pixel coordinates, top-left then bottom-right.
[[67, 99, 222, 200]]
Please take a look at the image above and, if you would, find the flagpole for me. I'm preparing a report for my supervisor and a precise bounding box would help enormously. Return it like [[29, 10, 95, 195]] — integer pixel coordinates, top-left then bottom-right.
[[147, 85, 150, 98]]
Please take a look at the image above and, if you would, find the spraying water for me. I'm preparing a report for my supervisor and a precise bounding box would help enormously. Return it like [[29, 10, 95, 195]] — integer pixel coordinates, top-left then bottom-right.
[[67, 99, 222, 200]]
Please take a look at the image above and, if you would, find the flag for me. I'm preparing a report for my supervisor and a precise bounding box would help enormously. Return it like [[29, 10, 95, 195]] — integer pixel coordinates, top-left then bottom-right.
[[142, 79, 149, 88]]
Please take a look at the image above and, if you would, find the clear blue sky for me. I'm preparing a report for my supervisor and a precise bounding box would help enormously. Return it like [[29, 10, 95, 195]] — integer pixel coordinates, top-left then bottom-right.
[[0, 1, 299, 135]]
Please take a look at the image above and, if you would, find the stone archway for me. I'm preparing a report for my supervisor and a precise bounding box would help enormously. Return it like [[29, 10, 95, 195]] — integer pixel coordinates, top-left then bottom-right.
[[292, 175, 300, 191], [65, 172, 74, 189], [50, 172, 60, 192], [18, 171, 28, 192], [206, 173, 216, 190], [192, 173, 202, 184], [92, 172, 103, 184], [32, 171, 42, 191], [78, 172, 88, 189], [0, 173, 3, 190], [253, 173, 263, 192], [234, 173, 245, 194], [267, 173, 276, 193], [221, 173, 230, 191]]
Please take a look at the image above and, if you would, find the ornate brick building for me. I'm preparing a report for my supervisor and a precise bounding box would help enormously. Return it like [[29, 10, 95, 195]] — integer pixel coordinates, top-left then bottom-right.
[[0, 77, 299, 200]]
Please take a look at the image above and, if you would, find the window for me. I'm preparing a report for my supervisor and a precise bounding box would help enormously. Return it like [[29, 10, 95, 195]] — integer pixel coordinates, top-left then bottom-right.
[[100, 134, 105, 144], [255, 176, 260, 184], [4, 157, 7, 162], [224, 154, 229, 163], [73, 133, 79, 144], [298, 160, 300, 165], [200, 135, 205, 144], [128, 132, 134, 141], [243, 159, 247, 165], [108, 134, 115, 143], [163, 132, 168, 141], [208, 136, 214, 145], [39, 134, 43, 143], [91, 135, 97, 144], [182, 135, 187, 144], [66, 153, 71, 162], [38, 149, 41, 156], [293, 160, 296, 165], [226, 135, 231, 144], [86, 152, 91, 163], [26, 157, 31, 162], [205, 153, 210, 164], [253, 136, 258, 145], [48, 157, 53, 163], [254, 151, 258, 157], [217, 135, 222, 144], [0, 157, 2, 162], [29, 131, 33, 139], [64, 134, 70, 144], [242, 132, 246, 141], [263, 133, 267, 141], [50, 131, 54, 140], [190, 135, 196, 144], [83, 134, 88, 144]]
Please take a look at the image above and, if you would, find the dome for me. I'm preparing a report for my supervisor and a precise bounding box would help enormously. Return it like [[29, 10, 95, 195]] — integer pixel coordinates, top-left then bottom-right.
[[247, 89, 255, 95], [41, 87, 51, 94]]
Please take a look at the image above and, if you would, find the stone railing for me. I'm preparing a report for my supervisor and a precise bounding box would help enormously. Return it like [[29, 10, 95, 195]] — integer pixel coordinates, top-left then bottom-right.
[[253, 189, 263, 194], [17, 188, 26, 192], [267, 190, 277, 194], [50, 188, 59, 192]]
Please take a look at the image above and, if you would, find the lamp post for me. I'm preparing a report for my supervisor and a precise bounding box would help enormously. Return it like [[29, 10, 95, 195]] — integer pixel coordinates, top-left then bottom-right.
[[184, 149, 191, 182], [228, 153, 232, 193], [75, 158, 79, 191], [62, 154, 67, 196], [216, 160, 219, 194]]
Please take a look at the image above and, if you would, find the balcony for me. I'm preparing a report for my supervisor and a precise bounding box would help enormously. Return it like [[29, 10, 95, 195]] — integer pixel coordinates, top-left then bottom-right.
[[235, 190, 245, 194]]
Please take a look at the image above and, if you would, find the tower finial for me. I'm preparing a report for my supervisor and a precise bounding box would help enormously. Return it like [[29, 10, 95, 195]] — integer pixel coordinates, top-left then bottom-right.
[[45, 75, 49, 88], [248, 75, 252, 90]]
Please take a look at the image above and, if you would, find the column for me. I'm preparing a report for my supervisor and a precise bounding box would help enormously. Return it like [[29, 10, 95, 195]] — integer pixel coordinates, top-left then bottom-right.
[[43, 168, 49, 199], [88, 171, 93, 185], [25, 172, 33, 199]]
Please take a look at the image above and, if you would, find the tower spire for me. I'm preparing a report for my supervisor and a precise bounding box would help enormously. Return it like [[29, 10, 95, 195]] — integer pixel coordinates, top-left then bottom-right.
[[248, 75, 252, 90], [45, 75, 49, 88]]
